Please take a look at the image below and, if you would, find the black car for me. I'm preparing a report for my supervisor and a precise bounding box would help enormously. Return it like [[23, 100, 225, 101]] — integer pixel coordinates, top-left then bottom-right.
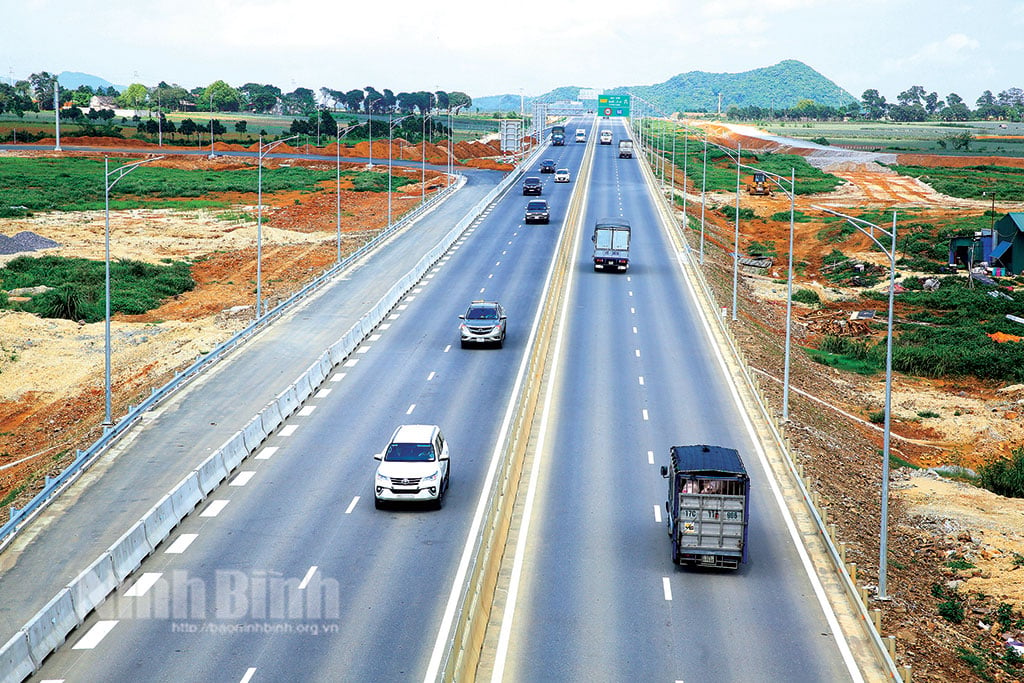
[[522, 177, 542, 195], [539, 159, 556, 173], [524, 199, 550, 224]]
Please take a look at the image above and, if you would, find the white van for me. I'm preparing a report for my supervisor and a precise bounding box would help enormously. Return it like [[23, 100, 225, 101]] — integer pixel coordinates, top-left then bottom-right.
[[599, 130, 613, 145], [575, 129, 586, 143]]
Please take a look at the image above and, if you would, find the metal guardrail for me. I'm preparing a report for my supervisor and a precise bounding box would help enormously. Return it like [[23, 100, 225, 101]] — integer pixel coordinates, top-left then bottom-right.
[[628, 119, 905, 681], [0, 176, 462, 552], [0, 148, 546, 683]]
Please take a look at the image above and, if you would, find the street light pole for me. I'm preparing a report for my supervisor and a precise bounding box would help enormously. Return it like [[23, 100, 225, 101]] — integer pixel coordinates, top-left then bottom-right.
[[732, 142, 741, 321], [103, 154, 165, 425], [256, 134, 299, 318], [815, 205, 899, 600], [699, 134, 707, 264]]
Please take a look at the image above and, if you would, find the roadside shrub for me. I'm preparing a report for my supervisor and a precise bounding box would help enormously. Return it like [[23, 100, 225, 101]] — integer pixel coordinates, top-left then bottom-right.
[[868, 410, 886, 424], [791, 288, 820, 305], [978, 447, 1024, 498], [719, 205, 756, 221], [39, 283, 86, 321], [938, 597, 965, 623], [917, 410, 940, 418]]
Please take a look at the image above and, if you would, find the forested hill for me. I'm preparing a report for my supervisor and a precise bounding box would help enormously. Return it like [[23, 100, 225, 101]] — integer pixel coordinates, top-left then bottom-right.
[[473, 60, 856, 113]]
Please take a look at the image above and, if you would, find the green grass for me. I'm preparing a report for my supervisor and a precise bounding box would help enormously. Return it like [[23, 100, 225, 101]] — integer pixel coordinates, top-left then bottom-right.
[[889, 163, 1024, 201], [0, 255, 194, 322], [0, 157, 413, 214]]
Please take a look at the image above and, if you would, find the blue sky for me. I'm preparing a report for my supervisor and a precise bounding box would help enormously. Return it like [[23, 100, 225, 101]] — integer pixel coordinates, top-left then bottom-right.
[[6, 0, 1023, 105]]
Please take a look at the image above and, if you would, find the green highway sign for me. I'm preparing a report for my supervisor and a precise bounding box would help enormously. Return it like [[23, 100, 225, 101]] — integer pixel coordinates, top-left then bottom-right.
[[597, 94, 631, 117]]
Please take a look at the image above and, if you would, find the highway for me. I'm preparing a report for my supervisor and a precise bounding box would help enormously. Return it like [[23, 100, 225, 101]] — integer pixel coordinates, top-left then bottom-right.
[[26, 122, 591, 681], [19, 118, 859, 681], [490, 118, 858, 681]]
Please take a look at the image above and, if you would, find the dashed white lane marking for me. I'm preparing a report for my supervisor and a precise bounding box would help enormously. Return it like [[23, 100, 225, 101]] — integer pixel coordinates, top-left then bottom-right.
[[330, 372, 346, 382], [72, 620, 119, 649], [632, 326, 638, 334], [444, 344, 452, 353], [654, 505, 662, 523], [357, 346, 371, 354], [630, 307, 635, 314], [398, 304, 409, 310], [298, 566, 318, 590], [165, 534, 199, 555], [256, 446, 278, 460], [413, 287, 423, 294], [642, 409, 649, 421], [345, 496, 360, 514], [502, 250, 507, 255], [628, 291, 634, 297], [230, 471, 256, 487], [369, 333, 382, 342], [627, 276, 632, 282], [496, 261, 501, 266], [407, 404, 416, 415], [479, 288, 486, 293], [663, 577, 673, 601], [240, 668, 257, 683], [299, 406, 317, 417], [639, 376, 645, 385], [406, 296, 416, 302], [201, 500, 230, 517], [488, 274, 493, 279], [427, 371, 436, 381], [124, 572, 163, 597], [389, 313, 400, 320], [648, 450, 655, 464], [280, 425, 299, 437], [315, 388, 332, 398], [635, 349, 641, 358], [379, 323, 391, 330], [344, 359, 359, 367]]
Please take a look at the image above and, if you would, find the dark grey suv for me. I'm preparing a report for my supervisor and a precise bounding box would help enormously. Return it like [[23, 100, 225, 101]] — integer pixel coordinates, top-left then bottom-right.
[[522, 177, 542, 195], [459, 300, 507, 348], [524, 199, 550, 224]]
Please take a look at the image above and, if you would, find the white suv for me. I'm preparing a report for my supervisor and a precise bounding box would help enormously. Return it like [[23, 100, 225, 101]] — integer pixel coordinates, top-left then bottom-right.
[[374, 424, 450, 509]]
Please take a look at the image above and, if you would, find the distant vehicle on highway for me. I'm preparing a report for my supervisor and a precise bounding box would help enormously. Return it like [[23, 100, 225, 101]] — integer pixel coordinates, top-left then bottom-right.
[[374, 424, 450, 509], [599, 130, 613, 145], [554, 168, 571, 183], [592, 217, 631, 271], [575, 129, 586, 143], [524, 199, 550, 224], [459, 300, 507, 348], [618, 140, 634, 158], [522, 177, 542, 195], [539, 159, 556, 173]]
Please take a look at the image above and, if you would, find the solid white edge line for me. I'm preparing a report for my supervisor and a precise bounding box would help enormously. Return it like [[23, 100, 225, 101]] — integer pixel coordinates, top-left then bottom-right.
[[490, 169, 587, 682], [423, 172, 570, 683], [670, 214, 863, 681], [345, 496, 360, 514], [298, 566, 318, 590], [71, 620, 119, 649]]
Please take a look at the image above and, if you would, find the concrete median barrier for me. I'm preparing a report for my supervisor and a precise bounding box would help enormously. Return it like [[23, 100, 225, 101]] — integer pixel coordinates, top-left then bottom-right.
[[68, 553, 117, 622], [169, 472, 202, 520], [108, 521, 153, 582], [275, 385, 299, 419], [258, 400, 283, 435], [195, 449, 229, 495], [241, 414, 267, 454], [0, 631, 34, 683], [142, 494, 178, 551], [294, 372, 313, 404], [25, 588, 77, 668]]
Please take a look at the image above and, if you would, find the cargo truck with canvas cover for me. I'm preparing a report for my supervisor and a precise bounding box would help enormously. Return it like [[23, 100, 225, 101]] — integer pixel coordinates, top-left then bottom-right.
[[661, 445, 750, 569]]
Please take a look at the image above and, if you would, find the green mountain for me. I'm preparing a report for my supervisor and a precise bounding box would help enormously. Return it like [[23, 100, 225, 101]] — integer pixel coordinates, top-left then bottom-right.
[[473, 61, 855, 114]]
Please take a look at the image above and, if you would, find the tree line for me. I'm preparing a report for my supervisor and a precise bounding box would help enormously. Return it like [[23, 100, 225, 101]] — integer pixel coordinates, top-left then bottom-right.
[[721, 85, 1024, 123], [0, 72, 472, 119]]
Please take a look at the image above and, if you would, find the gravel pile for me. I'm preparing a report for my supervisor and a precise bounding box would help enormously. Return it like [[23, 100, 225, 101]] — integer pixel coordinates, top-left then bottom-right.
[[0, 231, 60, 255]]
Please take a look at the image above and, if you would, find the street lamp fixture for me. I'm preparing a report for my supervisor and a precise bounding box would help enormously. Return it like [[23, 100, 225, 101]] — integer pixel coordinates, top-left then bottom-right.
[[103, 154, 165, 425], [256, 134, 300, 318], [814, 205, 899, 601], [388, 113, 414, 228]]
